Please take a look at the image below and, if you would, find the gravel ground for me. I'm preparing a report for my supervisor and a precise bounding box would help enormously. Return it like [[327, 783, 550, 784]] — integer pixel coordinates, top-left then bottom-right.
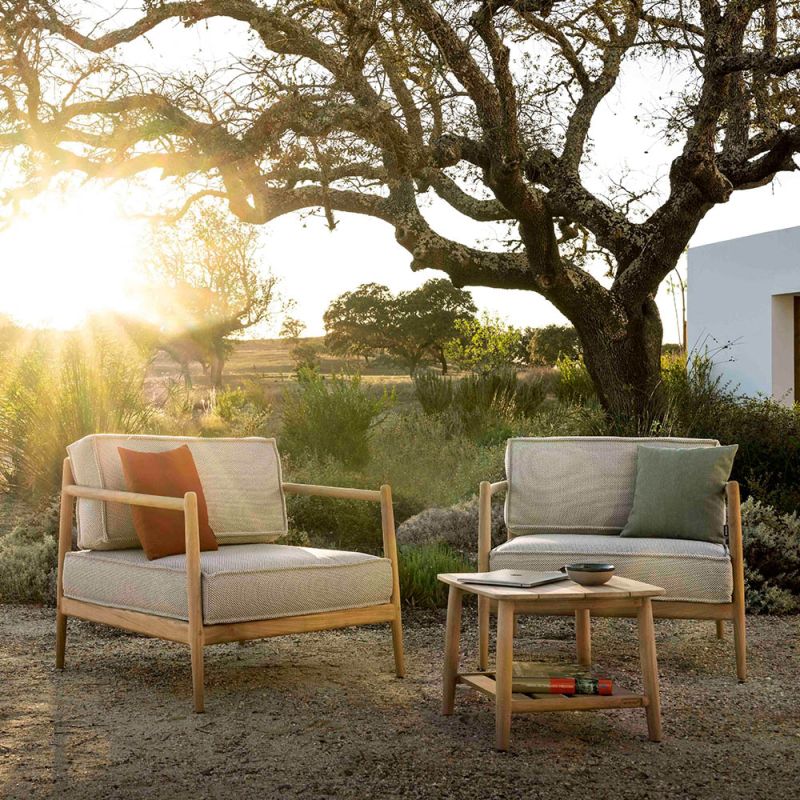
[[0, 605, 798, 800]]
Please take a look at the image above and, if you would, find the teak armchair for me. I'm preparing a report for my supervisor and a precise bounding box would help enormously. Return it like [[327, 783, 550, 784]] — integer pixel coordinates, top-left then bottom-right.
[[56, 435, 404, 712], [477, 437, 747, 681]]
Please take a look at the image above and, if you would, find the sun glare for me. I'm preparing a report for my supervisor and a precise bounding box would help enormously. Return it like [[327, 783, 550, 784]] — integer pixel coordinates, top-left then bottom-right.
[[0, 188, 147, 330]]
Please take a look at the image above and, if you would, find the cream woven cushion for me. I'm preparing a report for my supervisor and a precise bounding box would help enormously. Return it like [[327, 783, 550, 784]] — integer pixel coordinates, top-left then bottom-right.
[[505, 437, 720, 536], [62, 544, 393, 624], [67, 435, 287, 550], [490, 534, 732, 603]]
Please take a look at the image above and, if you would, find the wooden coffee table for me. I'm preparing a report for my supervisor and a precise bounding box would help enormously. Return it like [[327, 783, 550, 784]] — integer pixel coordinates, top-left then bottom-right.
[[437, 573, 665, 750]]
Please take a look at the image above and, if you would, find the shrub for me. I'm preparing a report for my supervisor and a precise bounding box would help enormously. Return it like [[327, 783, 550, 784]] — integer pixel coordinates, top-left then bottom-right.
[[283, 413, 506, 549], [0, 331, 152, 497], [367, 413, 506, 511], [397, 497, 507, 558], [398, 544, 472, 608], [0, 496, 59, 604], [280, 368, 392, 468], [210, 384, 272, 436], [555, 354, 598, 405], [661, 354, 800, 515], [741, 498, 800, 613], [414, 368, 546, 444], [282, 455, 385, 553], [413, 370, 453, 415]]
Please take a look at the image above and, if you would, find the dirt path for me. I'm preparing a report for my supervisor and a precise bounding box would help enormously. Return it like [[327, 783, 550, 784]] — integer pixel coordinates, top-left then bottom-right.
[[1, 606, 798, 800]]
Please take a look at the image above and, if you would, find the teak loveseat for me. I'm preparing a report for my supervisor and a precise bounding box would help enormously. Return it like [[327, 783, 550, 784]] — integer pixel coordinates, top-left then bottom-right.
[[477, 437, 746, 680], [56, 434, 404, 712]]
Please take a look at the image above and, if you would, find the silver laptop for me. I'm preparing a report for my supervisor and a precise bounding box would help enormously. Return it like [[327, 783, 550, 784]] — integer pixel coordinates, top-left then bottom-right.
[[458, 569, 568, 589]]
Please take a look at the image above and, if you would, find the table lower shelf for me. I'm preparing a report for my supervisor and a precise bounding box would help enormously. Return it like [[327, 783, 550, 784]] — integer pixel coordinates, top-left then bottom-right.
[[458, 672, 647, 713]]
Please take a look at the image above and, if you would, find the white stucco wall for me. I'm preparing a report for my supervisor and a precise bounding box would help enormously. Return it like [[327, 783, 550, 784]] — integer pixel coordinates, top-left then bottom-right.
[[687, 226, 800, 404]]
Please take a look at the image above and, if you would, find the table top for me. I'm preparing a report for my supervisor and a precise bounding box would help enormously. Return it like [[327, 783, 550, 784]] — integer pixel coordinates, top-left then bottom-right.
[[437, 573, 665, 602]]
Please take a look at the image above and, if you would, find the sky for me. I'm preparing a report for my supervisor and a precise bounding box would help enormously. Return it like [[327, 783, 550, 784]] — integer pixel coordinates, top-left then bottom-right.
[[0, 9, 798, 341]]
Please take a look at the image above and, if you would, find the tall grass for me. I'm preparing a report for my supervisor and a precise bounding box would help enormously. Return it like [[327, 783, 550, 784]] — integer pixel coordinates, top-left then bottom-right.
[[414, 368, 546, 442], [0, 331, 152, 497]]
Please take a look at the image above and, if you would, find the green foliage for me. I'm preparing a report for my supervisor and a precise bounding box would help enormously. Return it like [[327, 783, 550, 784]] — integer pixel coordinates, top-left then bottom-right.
[[444, 314, 524, 375], [413, 370, 454, 415], [528, 325, 582, 366], [281, 368, 392, 468], [368, 413, 505, 510], [210, 384, 272, 436], [0, 330, 152, 497], [554, 355, 598, 405], [398, 544, 472, 608], [284, 413, 505, 549], [660, 354, 800, 515], [283, 456, 384, 553], [0, 496, 59, 604], [741, 498, 800, 614], [414, 369, 546, 443], [324, 279, 476, 373]]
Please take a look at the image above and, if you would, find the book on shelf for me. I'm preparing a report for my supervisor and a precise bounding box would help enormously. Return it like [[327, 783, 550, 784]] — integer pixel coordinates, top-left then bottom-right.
[[511, 661, 613, 695]]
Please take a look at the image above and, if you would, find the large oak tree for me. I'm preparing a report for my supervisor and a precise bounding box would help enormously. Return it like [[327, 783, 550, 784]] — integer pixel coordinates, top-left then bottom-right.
[[1, 0, 798, 416]]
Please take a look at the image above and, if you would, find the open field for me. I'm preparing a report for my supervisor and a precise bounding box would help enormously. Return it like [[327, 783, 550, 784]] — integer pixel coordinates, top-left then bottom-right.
[[148, 337, 415, 385], [1, 606, 798, 800]]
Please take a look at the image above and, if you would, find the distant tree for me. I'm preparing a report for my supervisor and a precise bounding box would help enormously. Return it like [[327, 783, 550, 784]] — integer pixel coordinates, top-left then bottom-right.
[[279, 316, 306, 344], [528, 325, 583, 366], [324, 279, 476, 374], [324, 283, 392, 366], [444, 315, 524, 374], [143, 204, 277, 388]]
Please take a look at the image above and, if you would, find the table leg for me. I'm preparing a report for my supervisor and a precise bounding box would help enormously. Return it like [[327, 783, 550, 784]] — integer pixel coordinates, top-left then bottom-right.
[[442, 585, 463, 715], [575, 608, 591, 666], [478, 595, 490, 671], [637, 598, 662, 742], [495, 600, 515, 751]]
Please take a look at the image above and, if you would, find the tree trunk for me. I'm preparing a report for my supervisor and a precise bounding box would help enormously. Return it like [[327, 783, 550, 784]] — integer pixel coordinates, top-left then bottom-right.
[[210, 347, 225, 389], [573, 297, 664, 425], [437, 347, 448, 375]]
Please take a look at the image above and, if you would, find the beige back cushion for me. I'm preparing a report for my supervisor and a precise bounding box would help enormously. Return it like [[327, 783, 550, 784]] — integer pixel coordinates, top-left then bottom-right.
[[505, 437, 720, 536], [67, 434, 288, 550]]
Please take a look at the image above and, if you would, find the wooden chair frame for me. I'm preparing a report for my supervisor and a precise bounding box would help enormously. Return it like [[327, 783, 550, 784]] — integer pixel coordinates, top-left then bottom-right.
[[477, 479, 747, 681], [56, 457, 405, 712]]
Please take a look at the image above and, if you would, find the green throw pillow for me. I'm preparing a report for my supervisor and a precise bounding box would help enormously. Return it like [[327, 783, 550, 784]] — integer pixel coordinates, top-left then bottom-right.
[[620, 444, 738, 543]]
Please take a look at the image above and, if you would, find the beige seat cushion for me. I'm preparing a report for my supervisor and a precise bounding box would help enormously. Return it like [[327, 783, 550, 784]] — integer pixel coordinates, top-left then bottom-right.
[[67, 435, 287, 550], [63, 544, 393, 624], [490, 534, 732, 603], [505, 437, 720, 535]]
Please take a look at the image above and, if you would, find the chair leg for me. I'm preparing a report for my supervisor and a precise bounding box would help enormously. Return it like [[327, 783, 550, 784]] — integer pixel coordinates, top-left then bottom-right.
[[391, 615, 405, 678], [478, 595, 490, 671], [733, 608, 747, 681], [715, 619, 725, 640], [191, 637, 205, 713], [55, 611, 67, 669]]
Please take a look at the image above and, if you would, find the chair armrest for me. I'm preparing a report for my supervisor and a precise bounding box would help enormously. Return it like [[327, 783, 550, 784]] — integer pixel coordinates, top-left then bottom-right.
[[63, 484, 185, 511], [282, 482, 382, 502], [478, 480, 508, 571], [281, 481, 396, 566]]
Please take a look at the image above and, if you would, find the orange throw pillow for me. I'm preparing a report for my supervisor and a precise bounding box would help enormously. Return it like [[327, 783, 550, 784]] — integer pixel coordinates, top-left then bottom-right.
[[117, 445, 218, 560]]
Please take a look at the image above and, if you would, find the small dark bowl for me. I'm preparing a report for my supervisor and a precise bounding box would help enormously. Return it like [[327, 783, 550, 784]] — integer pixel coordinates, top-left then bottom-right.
[[562, 563, 616, 586]]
